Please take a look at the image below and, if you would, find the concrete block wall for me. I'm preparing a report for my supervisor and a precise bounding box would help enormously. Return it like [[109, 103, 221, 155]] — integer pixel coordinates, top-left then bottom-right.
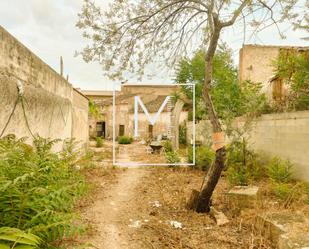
[[188, 111, 309, 181], [0, 26, 88, 149], [237, 111, 309, 181]]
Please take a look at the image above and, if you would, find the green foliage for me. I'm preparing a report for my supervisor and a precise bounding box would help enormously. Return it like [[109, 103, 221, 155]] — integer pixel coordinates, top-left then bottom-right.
[[179, 125, 187, 145], [0, 227, 41, 249], [272, 183, 293, 201], [162, 140, 173, 153], [162, 140, 180, 165], [266, 157, 293, 183], [165, 151, 181, 164], [95, 137, 104, 148], [118, 136, 133, 144], [276, 51, 309, 111], [88, 99, 101, 119], [0, 135, 88, 248], [226, 139, 264, 186], [188, 145, 215, 171], [176, 46, 269, 122]]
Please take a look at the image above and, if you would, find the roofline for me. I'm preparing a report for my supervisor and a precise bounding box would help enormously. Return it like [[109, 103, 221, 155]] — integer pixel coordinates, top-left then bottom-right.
[[122, 83, 178, 87], [73, 88, 89, 100], [81, 90, 114, 96], [242, 44, 309, 50]]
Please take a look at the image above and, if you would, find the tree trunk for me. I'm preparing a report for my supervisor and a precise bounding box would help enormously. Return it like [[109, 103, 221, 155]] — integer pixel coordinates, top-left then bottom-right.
[[195, 24, 227, 213], [196, 148, 226, 212]]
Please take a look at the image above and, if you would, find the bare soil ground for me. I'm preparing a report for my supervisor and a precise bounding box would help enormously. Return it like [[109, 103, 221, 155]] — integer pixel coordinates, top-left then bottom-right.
[[65, 142, 309, 249], [70, 166, 271, 249]]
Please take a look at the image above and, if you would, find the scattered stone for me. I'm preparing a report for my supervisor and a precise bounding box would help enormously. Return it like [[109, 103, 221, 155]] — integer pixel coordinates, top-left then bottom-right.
[[256, 212, 308, 248], [226, 185, 259, 211], [278, 233, 309, 249], [128, 220, 142, 228], [210, 207, 229, 226], [170, 221, 183, 229], [150, 200, 162, 208]]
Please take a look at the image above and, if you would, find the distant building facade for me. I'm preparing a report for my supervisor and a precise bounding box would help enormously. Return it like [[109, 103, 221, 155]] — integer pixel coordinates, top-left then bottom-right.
[[239, 44, 309, 102], [82, 84, 188, 140]]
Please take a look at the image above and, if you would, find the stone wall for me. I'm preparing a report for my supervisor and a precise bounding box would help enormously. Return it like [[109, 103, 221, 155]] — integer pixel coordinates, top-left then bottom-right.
[[236, 111, 309, 181], [188, 111, 309, 182], [239, 45, 280, 99], [0, 26, 88, 149], [72, 89, 89, 147]]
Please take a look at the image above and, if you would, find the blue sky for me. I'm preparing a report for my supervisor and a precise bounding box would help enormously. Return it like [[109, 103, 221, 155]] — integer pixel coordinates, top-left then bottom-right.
[[0, 0, 307, 90]]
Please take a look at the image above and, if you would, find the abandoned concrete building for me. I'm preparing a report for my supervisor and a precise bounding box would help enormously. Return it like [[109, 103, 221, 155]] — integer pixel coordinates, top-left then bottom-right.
[[0, 26, 89, 149], [239, 44, 309, 102], [82, 84, 189, 141]]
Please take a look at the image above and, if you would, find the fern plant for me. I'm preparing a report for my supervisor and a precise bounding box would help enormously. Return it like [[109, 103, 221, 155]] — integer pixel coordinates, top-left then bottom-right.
[[0, 135, 89, 248]]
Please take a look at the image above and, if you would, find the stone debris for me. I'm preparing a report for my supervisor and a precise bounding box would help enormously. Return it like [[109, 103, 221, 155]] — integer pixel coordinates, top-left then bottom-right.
[[210, 207, 229, 226], [256, 212, 309, 249], [170, 220, 183, 229], [227, 185, 259, 211], [128, 219, 142, 228], [150, 200, 162, 208]]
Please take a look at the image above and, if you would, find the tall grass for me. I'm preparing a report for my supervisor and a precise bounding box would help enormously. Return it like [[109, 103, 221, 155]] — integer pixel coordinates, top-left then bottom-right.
[[0, 135, 89, 249]]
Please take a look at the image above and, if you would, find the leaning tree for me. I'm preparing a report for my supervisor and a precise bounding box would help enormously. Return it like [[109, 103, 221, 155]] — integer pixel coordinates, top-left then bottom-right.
[[77, 0, 303, 212]]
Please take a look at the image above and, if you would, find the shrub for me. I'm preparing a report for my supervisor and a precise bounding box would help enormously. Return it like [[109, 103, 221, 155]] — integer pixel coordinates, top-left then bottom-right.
[[226, 139, 264, 186], [0, 135, 88, 248], [162, 140, 173, 153], [267, 157, 293, 183], [179, 125, 187, 145], [271, 182, 305, 206], [188, 145, 215, 171], [165, 151, 181, 164], [96, 137, 104, 147], [272, 182, 293, 201], [227, 163, 249, 186], [118, 136, 133, 144]]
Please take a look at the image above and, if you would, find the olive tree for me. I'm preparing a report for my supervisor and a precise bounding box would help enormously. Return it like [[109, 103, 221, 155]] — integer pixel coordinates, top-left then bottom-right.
[[77, 0, 301, 212]]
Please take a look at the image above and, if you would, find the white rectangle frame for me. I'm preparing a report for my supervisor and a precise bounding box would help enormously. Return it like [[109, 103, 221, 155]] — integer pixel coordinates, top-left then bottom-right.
[[112, 83, 196, 167]]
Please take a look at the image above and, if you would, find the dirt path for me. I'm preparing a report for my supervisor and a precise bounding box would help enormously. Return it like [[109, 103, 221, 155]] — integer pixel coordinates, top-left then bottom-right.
[[85, 167, 147, 249]]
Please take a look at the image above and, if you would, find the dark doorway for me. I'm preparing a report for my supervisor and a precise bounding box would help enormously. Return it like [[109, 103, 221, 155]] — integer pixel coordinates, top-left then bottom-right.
[[148, 124, 153, 139], [119, 125, 125, 136], [96, 122, 106, 138]]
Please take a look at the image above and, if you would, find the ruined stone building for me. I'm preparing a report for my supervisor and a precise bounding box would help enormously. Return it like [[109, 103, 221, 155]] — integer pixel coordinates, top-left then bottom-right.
[[239, 44, 309, 102], [0, 26, 89, 149], [82, 84, 189, 141]]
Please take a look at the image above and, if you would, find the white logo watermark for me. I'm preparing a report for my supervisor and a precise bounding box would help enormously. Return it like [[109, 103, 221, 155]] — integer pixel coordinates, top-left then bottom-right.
[[134, 95, 170, 138], [112, 84, 196, 166]]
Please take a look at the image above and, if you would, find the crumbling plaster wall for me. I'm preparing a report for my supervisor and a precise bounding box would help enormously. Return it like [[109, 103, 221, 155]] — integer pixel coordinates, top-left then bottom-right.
[[239, 45, 280, 99], [0, 26, 88, 149]]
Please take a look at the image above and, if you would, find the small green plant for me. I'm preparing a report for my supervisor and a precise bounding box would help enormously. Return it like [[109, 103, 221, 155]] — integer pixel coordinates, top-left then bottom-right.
[[96, 137, 104, 147], [179, 125, 187, 145], [226, 139, 264, 186], [165, 151, 181, 164], [227, 163, 249, 186], [272, 182, 293, 201], [162, 140, 173, 153], [118, 136, 133, 144], [188, 145, 215, 171], [267, 157, 293, 183]]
